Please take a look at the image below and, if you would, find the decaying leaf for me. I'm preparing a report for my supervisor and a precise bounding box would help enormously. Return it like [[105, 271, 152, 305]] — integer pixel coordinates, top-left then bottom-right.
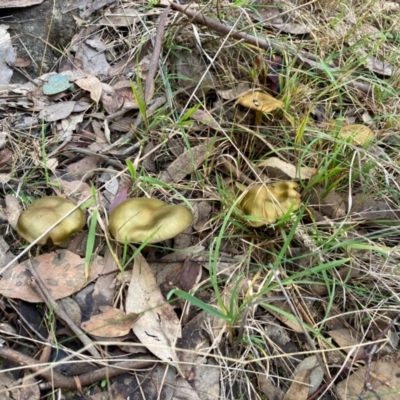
[[292, 355, 324, 396], [5, 194, 22, 230], [270, 23, 312, 35], [81, 306, 138, 337], [101, 82, 139, 114], [175, 50, 215, 96], [125, 252, 182, 371], [159, 143, 208, 183], [258, 157, 316, 180], [328, 328, 365, 358], [237, 91, 284, 113], [98, 7, 140, 26], [217, 82, 251, 100], [238, 182, 301, 226], [73, 36, 110, 76], [336, 358, 400, 400], [75, 74, 102, 104], [337, 124, 374, 145], [0, 250, 105, 303], [38, 101, 76, 122], [283, 369, 310, 400], [351, 193, 400, 221]]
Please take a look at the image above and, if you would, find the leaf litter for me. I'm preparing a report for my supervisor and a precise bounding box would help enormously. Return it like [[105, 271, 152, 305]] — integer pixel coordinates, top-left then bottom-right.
[[1, 0, 400, 398]]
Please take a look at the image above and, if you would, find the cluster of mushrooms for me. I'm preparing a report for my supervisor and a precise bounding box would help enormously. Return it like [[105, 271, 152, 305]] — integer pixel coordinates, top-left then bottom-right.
[[17, 197, 194, 246], [16, 184, 301, 246]]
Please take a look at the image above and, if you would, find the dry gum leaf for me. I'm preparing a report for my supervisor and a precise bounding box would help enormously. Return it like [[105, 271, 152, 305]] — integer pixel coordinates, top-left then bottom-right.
[[0, 250, 105, 302], [75, 74, 102, 104], [258, 157, 316, 180], [125, 251, 182, 371], [81, 306, 138, 337]]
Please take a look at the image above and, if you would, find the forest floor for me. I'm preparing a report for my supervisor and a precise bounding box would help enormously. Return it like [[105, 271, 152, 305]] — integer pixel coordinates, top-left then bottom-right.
[[1, 0, 400, 399]]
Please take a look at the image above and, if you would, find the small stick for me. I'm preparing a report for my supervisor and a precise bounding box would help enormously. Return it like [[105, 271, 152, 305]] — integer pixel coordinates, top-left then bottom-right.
[[169, 2, 372, 94], [0, 345, 154, 390], [134, 6, 171, 128]]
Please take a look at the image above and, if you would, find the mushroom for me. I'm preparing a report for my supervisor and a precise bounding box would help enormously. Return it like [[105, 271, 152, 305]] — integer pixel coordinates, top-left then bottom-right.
[[236, 91, 284, 126], [239, 182, 301, 227], [17, 197, 85, 245], [109, 198, 194, 244]]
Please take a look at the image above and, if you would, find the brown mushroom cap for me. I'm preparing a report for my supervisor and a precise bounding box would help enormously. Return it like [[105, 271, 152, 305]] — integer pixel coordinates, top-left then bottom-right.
[[240, 182, 301, 227], [109, 198, 194, 244], [16, 197, 85, 245]]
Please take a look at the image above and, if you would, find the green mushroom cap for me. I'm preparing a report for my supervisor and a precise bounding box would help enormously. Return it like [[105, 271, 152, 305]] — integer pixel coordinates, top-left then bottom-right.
[[109, 198, 194, 244], [17, 196, 85, 245]]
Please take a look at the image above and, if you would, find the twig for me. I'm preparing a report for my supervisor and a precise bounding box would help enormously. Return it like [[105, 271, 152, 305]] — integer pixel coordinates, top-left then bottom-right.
[[169, 2, 284, 54], [134, 6, 171, 128], [0, 345, 154, 390], [169, 2, 372, 95], [27, 261, 102, 359], [145, 6, 170, 103]]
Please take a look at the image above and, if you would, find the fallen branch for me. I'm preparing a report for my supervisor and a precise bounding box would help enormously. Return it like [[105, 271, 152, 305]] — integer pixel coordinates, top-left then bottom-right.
[[169, 2, 372, 94], [0, 345, 154, 390]]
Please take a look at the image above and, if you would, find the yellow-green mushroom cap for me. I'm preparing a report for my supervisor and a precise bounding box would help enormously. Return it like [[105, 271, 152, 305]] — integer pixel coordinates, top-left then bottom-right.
[[109, 198, 194, 244], [16, 197, 85, 245], [240, 182, 301, 227]]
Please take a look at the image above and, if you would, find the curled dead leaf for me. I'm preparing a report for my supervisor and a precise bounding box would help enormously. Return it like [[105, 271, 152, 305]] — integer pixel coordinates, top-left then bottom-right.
[[258, 157, 316, 180]]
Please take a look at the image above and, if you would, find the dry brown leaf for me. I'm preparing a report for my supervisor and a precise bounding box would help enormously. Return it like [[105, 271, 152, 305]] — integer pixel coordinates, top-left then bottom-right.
[[125, 252, 182, 370], [258, 157, 316, 180], [328, 328, 365, 358], [5, 194, 21, 230], [351, 194, 400, 221], [38, 101, 76, 122], [270, 23, 312, 34], [283, 369, 310, 400], [59, 179, 93, 202], [99, 7, 139, 26], [336, 358, 400, 400], [73, 37, 110, 76], [75, 74, 102, 104], [191, 109, 220, 130], [62, 155, 103, 181], [159, 143, 208, 183], [237, 91, 284, 112], [0, 250, 105, 303], [81, 306, 138, 337], [267, 300, 304, 333], [292, 355, 324, 396], [217, 83, 250, 100], [338, 124, 374, 145], [0, 236, 16, 269], [101, 82, 138, 114]]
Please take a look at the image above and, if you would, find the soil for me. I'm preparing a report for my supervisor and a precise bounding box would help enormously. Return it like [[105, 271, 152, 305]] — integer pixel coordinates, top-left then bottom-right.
[[0, 0, 77, 82]]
